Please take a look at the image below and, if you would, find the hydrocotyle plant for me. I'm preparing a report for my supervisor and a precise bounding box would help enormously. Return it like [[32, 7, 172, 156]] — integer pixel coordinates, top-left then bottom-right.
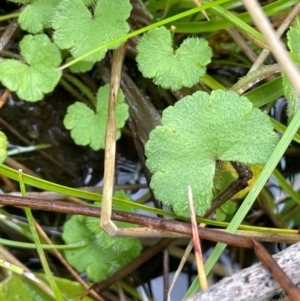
[[62, 190, 142, 281], [0, 34, 62, 102], [136, 26, 212, 90], [145, 90, 280, 217], [63, 84, 129, 151], [51, 0, 132, 71]]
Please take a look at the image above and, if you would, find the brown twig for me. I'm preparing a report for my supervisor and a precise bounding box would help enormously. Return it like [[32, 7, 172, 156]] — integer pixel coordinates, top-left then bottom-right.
[[204, 162, 252, 217], [0, 194, 269, 247], [163, 247, 170, 301], [0, 89, 11, 108], [249, 2, 300, 72], [251, 239, 300, 301], [0, 18, 19, 51], [242, 0, 300, 95]]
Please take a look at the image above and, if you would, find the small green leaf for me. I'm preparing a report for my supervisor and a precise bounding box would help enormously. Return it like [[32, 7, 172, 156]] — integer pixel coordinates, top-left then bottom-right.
[[0, 132, 8, 164], [145, 90, 279, 217], [52, 0, 132, 63], [215, 208, 226, 221], [0, 34, 62, 102], [136, 26, 212, 90], [216, 200, 237, 221], [283, 16, 300, 121], [63, 84, 129, 151], [62, 191, 142, 281], [11, 0, 60, 34], [220, 199, 237, 214]]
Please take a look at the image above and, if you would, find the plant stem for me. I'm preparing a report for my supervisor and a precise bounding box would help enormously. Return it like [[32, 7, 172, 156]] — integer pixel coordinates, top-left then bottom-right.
[[0, 13, 20, 21]]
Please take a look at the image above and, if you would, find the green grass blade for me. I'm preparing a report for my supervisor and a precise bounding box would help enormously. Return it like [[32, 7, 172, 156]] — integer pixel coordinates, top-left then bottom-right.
[[175, 0, 298, 33], [273, 169, 300, 206], [201, 74, 226, 90], [209, 5, 264, 43], [271, 118, 300, 144], [19, 171, 65, 301], [0, 164, 182, 217], [0, 238, 87, 250], [245, 77, 283, 108]]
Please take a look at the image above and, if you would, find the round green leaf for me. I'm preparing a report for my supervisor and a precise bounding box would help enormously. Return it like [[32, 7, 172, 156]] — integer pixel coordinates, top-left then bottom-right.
[[0, 34, 62, 102], [63, 191, 142, 281], [136, 26, 212, 90], [145, 90, 280, 217], [17, 0, 60, 34], [52, 0, 132, 63], [63, 84, 129, 151]]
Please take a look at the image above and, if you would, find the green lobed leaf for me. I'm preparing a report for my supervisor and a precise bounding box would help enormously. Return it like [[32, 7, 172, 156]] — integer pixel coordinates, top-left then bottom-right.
[[0, 34, 62, 102], [85, 190, 141, 252], [52, 0, 132, 63], [283, 16, 300, 122], [14, 0, 60, 34], [62, 191, 142, 281], [145, 90, 279, 217], [63, 84, 129, 151], [136, 26, 212, 91]]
